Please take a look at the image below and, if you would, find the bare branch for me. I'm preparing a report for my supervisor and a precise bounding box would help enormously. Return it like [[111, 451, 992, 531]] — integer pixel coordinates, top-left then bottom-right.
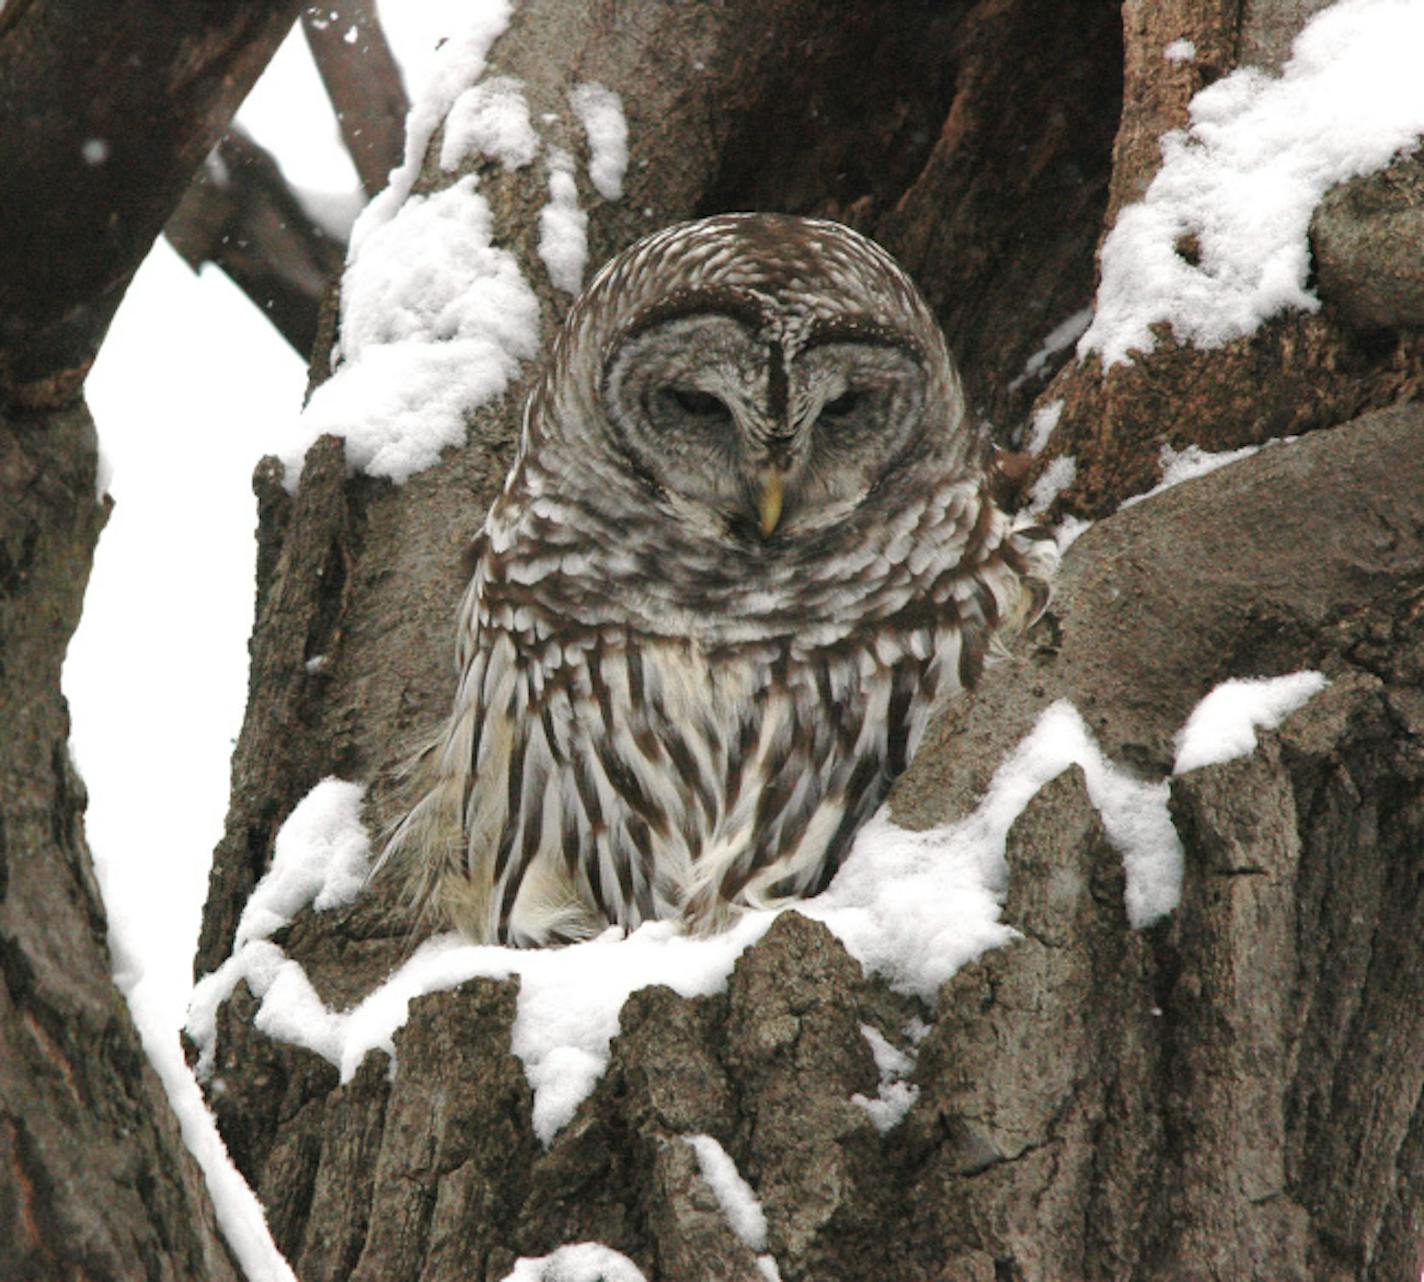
[[165, 127, 347, 358], [301, 0, 410, 198], [0, 0, 305, 410]]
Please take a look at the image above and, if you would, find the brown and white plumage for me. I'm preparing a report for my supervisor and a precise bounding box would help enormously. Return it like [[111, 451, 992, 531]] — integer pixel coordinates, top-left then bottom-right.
[[383, 213, 1054, 946]]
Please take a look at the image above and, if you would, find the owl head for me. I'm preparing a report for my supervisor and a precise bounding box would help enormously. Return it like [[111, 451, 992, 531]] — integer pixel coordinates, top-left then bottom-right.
[[525, 214, 979, 556]]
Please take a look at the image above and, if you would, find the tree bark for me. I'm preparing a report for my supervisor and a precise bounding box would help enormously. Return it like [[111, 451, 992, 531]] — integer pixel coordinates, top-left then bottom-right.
[[0, 409, 244, 1282], [0, 1, 301, 1277], [193, 1, 1424, 1278], [1032, 0, 1424, 516]]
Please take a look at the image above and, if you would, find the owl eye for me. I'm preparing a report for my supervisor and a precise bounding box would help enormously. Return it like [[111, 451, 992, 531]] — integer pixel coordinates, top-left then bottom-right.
[[819, 390, 863, 420], [667, 386, 730, 419]]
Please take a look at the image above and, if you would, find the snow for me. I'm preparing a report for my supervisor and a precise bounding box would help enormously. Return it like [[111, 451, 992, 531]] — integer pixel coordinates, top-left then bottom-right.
[[1174, 673, 1329, 774], [1027, 454, 1076, 514], [850, 1023, 920, 1132], [186, 778, 374, 1076], [1080, 0, 1424, 367], [1119, 438, 1288, 509], [539, 148, 589, 294], [440, 75, 540, 172], [192, 696, 1233, 1148], [233, 779, 371, 947], [360, 0, 516, 223], [1008, 308, 1092, 391], [275, 0, 540, 490], [815, 698, 1184, 959], [283, 175, 541, 487], [500, 1244, 648, 1282], [275, 14, 631, 489], [569, 82, 629, 200], [81, 137, 111, 165], [143, 1018, 299, 1282], [1164, 38, 1197, 63], [1023, 398, 1063, 456], [685, 1134, 770, 1250]]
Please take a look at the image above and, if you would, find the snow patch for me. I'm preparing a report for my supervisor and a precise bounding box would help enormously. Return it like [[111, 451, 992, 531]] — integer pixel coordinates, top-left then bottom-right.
[[500, 1244, 648, 1282], [283, 175, 540, 488], [569, 82, 629, 200], [234, 778, 371, 946], [276, 3, 539, 490], [1174, 673, 1329, 774], [440, 75, 540, 172], [1119, 437, 1292, 510], [1027, 454, 1076, 514], [1080, 0, 1424, 367], [359, 1, 515, 230], [1023, 399, 1063, 456], [850, 1023, 920, 1132], [539, 148, 589, 294], [811, 700, 1183, 981], [189, 702, 1188, 1141], [1009, 308, 1092, 391], [187, 779, 371, 1077], [1164, 38, 1197, 63], [685, 1135, 769, 1251]]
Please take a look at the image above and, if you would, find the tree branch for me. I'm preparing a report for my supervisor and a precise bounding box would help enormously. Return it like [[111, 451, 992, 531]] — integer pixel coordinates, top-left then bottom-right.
[[164, 126, 347, 358], [301, 0, 410, 198], [0, 0, 306, 410]]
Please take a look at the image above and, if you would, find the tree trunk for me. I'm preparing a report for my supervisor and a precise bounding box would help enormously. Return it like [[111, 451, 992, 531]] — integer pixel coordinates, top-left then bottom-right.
[[1, 2, 301, 1277], [193, 2, 1424, 1279], [0, 408, 244, 1282]]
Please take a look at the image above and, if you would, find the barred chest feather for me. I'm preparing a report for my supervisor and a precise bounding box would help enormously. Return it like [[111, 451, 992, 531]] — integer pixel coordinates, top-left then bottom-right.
[[387, 497, 1044, 947], [377, 216, 1060, 946]]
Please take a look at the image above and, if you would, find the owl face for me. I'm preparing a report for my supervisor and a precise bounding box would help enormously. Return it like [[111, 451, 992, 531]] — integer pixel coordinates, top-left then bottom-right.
[[601, 311, 930, 545], [529, 214, 972, 567]]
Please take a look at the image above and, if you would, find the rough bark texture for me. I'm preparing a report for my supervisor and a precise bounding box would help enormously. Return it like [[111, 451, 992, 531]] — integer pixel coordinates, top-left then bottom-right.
[[193, 1, 1424, 1278], [1033, 0, 1424, 517], [0, 1, 302, 1277], [0, 407, 241, 1280]]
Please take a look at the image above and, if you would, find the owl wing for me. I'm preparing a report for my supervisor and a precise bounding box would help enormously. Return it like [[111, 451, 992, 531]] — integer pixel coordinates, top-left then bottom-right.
[[385, 561, 698, 945]]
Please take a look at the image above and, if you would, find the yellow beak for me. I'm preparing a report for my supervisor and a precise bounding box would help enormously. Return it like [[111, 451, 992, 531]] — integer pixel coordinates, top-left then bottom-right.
[[757, 468, 785, 537]]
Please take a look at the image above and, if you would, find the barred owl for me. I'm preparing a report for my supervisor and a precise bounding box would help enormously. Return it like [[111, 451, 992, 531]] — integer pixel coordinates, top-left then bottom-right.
[[383, 213, 1053, 946]]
